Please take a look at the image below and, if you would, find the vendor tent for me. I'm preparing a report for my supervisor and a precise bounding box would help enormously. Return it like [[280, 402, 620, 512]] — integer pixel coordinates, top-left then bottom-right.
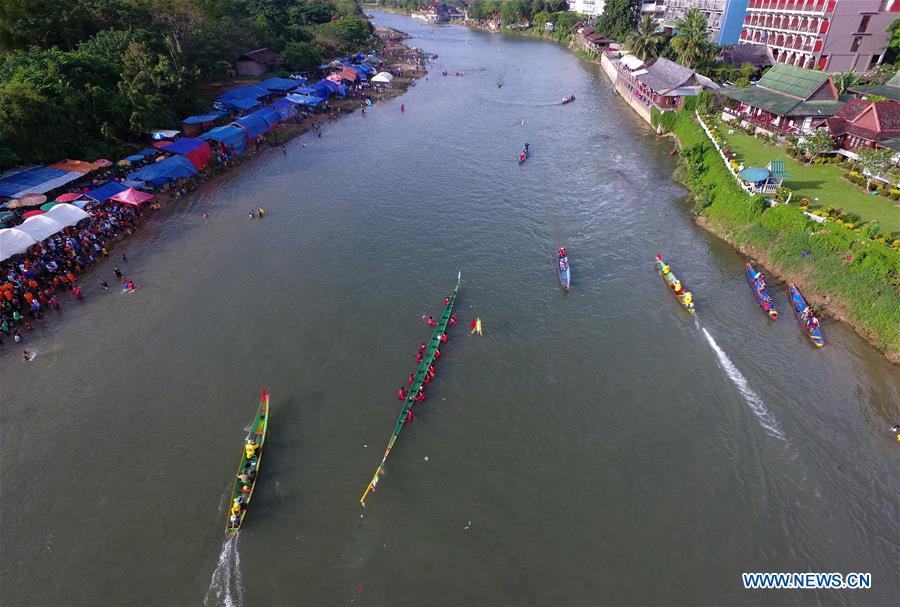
[[371, 71, 394, 83], [0, 228, 38, 261], [286, 94, 326, 107], [223, 97, 263, 112], [48, 159, 100, 174], [85, 181, 128, 202], [181, 112, 225, 137], [17, 215, 66, 242], [151, 130, 180, 140], [161, 137, 212, 169], [0, 166, 83, 198], [127, 155, 198, 187], [259, 77, 300, 92], [109, 187, 155, 207], [234, 113, 270, 141], [200, 125, 247, 155], [124, 154, 146, 163], [272, 98, 297, 121], [43, 203, 90, 226], [217, 85, 269, 103], [181, 112, 224, 125], [255, 107, 281, 129]]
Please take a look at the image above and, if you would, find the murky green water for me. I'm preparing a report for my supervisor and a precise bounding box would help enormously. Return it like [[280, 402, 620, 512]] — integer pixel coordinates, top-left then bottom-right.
[[2, 12, 898, 607]]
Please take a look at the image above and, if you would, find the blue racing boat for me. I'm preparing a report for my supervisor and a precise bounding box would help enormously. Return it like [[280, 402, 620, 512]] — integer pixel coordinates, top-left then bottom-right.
[[557, 247, 570, 290], [788, 283, 824, 347], [745, 263, 777, 320]]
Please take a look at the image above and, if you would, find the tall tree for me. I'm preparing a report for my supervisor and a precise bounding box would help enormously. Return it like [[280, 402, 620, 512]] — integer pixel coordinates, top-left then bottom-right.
[[668, 6, 711, 68], [626, 13, 662, 61], [595, 0, 640, 42]]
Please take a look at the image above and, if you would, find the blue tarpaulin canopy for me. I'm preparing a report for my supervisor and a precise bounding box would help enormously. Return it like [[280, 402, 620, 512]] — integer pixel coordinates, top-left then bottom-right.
[[124, 154, 146, 162], [200, 125, 247, 154], [234, 114, 270, 141], [286, 93, 326, 107], [182, 112, 224, 125], [138, 149, 158, 157], [223, 98, 262, 112], [309, 80, 347, 98], [85, 181, 128, 202], [161, 137, 207, 154], [0, 167, 75, 197], [295, 86, 322, 96], [217, 85, 269, 103], [127, 155, 197, 187], [258, 77, 300, 92], [272, 98, 297, 121], [254, 107, 281, 128]]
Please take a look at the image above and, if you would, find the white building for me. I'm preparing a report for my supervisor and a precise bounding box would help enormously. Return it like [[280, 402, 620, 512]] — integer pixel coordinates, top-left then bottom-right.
[[568, 0, 607, 17]]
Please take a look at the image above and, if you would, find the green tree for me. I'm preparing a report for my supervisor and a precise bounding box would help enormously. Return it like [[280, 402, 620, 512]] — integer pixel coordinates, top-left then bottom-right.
[[595, 0, 640, 41], [668, 7, 712, 68], [885, 18, 900, 64], [798, 129, 834, 157], [832, 70, 860, 94], [500, 0, 530, 24], [857, 147, 896, 189], [283, 41, 323, 72], [626, 13, 662, 61]]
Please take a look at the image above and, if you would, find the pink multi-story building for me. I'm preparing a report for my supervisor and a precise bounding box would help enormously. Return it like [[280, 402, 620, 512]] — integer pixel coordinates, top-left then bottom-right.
[[740, 0, 900, 72]]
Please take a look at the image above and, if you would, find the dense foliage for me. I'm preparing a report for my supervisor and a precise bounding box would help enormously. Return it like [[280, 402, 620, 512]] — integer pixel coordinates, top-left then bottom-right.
[[0, 0, 374, 169], [594, 0, 640, 42], [671, 111, 900, 357]]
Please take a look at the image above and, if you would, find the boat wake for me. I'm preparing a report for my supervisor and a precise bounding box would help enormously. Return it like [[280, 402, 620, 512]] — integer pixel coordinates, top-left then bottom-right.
[[203, 536, 244, 607], [701, 328, 786, 441]]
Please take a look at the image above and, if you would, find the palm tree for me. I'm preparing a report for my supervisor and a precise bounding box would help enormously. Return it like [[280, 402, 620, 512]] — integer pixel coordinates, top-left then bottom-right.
[[833, 70, 860, 94], [627, 14, 663, 61], [669, 7, 710, 68]]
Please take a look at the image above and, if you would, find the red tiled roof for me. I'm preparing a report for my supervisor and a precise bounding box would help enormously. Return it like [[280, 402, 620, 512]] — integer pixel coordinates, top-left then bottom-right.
[[827, 100, 900, 142]]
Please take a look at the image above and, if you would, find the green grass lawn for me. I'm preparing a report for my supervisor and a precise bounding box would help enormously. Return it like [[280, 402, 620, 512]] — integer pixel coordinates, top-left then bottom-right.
[[715, 121, 900, 235]]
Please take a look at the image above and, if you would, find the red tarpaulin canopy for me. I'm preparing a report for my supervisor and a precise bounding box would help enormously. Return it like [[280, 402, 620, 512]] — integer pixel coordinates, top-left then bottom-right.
[[109, 187, 155, 207], [55, 192, 85, 202]]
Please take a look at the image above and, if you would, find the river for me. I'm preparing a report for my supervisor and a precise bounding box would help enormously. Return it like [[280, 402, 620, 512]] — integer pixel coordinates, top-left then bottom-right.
[[1, 11, 898, 607]]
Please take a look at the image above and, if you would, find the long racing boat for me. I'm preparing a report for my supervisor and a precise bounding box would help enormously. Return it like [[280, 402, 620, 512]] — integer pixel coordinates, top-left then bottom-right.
[[745, 263, 777, 320], [225, 389, 270, 536], [360, 273, 461, 506], [788, 284, 824, 347], [656, 254, 695, 313]]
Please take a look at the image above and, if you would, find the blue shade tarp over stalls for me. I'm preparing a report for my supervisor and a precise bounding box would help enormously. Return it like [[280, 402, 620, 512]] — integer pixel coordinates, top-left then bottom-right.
[[200, 125, 247, 155], [138, 149, 158, 157], [216, 85, 270, 103], [272, 98, 297, 121], [295, 86, 323, 96], [223, 98, 262, 112], [253, 107, 281, 129], [126, 155, 197, 187], [258, 77, 300, 92], [124, 154, 146, 163], [181, 112, 225, 125], [85, 181, 128, 202], [286, 94, 325, 107], [234, 114, 270, 141], [160, 137, 207, 155], [0, 167, 81, 198]]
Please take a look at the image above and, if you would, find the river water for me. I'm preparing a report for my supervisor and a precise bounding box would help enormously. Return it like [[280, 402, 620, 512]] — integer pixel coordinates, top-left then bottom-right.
[[2, 12, 898, 607]]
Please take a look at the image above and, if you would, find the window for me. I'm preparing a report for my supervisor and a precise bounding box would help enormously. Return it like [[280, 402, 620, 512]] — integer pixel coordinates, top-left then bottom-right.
[[850, 36, 862, 52], [858, 15, 871, 33]]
